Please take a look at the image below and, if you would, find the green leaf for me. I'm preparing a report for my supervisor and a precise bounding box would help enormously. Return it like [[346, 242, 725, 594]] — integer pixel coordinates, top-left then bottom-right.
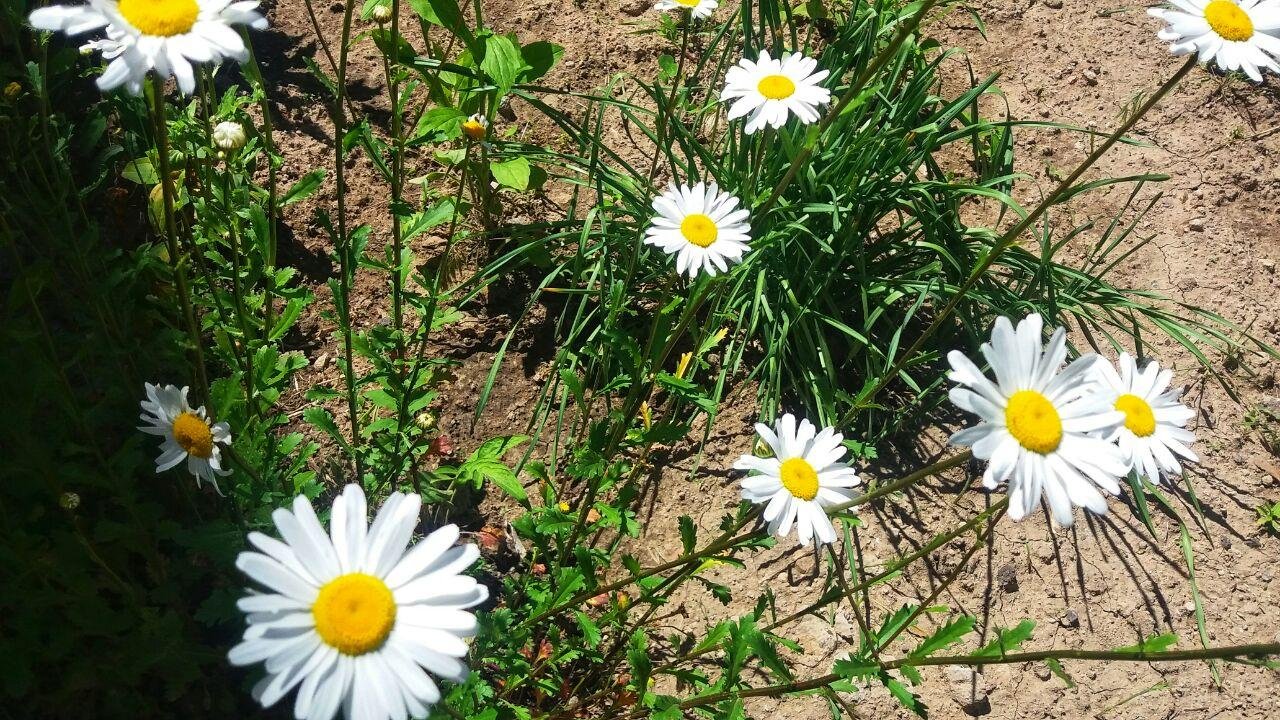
[[678, 515, 696, 554], [303, 407, 350, 451], [480, 34, 525, 91], [1116, 633, 1179, 654], [121, 158, 157, 185], [972, 620, 1035, 658], [281, 169, 326, 207], [1044, 658, 1075, 688], [459, 435, 530, 504], [909, 615, 975, 659], [490, 157, 531, 191], [574, 611, 601, 649], [519, 40, 562, 82], [880, 671, 926, 716], [407, 0, 472, 45]]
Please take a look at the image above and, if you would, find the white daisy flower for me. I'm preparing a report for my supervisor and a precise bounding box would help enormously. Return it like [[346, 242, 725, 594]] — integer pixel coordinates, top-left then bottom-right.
[[644, 181, 751, 278], [1091, 352, 1198, 484], [460, 113, 488, 141], [720, 50, 831, 135], [229, 484, 489, 720], [653, 0, 718, 20], [733, 413, 861, 546], [947, 314, 1130, 527], [1148, 0, 1280, 82], [138, 382, 232, 492], [28, 0, 269, 96]]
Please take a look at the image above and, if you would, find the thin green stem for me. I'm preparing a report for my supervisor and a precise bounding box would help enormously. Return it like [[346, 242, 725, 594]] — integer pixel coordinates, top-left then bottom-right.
[[332, 0, 365, 478], [240, 32, 281, 332], [853, 55, 1198, 416], [148, 78, 210, 404], [757, 0, 941, 216]]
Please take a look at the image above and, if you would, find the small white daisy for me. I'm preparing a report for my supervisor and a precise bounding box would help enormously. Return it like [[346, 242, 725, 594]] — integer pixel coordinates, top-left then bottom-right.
[[29, 0, 269, 95], [653, 0, 718, 20], [229, 484, 488, 720], [720, 50, 831, 135], [1091, 352, 1198, 484], [733, 413, 861, 546], [644, 181, 751, 278], [1148, 0, 1280, 82], [138, 382, 232, 491], [947, 314, 1130, 527], [460, 113, 488, 141]]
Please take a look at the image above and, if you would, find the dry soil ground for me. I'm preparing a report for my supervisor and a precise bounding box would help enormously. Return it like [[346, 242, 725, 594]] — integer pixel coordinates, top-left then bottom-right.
[[251, 0, 1280, 717]]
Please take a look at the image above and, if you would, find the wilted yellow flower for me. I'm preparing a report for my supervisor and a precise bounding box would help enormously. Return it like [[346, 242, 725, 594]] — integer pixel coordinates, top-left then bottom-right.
[[674, 351, 693, 380], [639, 401, 652, 431]]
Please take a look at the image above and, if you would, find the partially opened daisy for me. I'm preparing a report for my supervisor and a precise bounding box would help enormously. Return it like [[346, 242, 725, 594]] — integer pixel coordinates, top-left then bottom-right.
[[229, 484, 488, 720], [721, 50, 831, 135], [947, 314, 1130, 527], [138, 382, 231, 492], [1148, 0, 1280, 82], [645, 181, 751, 278], [733, 413, 861, 546], [1091, 352, 1198, 484], [654, 0, 718, 20], [28, 0, 269, 95]]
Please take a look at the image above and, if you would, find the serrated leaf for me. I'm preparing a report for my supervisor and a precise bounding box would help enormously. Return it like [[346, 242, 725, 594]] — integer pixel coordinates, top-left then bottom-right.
[[972, 620, 1035, 659], [909, 616, 974, 659], [1044, 658, 1075, 688], [678, 515, 696, 554], [1116, 633, 1178, 654]]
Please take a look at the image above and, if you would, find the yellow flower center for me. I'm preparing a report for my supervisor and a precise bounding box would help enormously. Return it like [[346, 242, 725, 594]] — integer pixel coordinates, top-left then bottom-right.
[[779, 457, 820, 501], [117, 0, 201, 36], [461, 120, 486, 140], [679, 213, 718, 247], [1204, 0, 1253, 41], [1004, 390, 1063, 455], [674, 0, 700, 6], [1114, 393, 1157, 438], [312, 573, 397, 656], [171, 412, 214, 459], [757, 74, 796, 100]]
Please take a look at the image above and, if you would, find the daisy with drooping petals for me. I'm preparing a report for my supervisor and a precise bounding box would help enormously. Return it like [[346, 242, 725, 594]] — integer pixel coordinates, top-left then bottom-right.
[[1148, 0, 1280, 82], [734, 413, 861, 546], [721, 50, 831, 135], [1091, 352, 1198, 485], [653, 0, 718, 20], [229, 484, 488, 720], [645, 181, 751, 278], [947, 314, 1130, 527], [138, 382, 232, 492], [28, 0, 269, 95]]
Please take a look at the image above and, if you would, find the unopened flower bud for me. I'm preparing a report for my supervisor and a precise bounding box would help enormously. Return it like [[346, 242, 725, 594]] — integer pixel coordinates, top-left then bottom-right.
[[3, 82, 21, 100], [60, 491, 81, 511], [415, 411, 437, 430], [212, 120, 247, 151], [371, 4, 393, 22]]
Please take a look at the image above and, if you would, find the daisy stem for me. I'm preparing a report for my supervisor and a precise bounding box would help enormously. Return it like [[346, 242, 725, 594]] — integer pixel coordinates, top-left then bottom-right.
[[640, 497, 1008, 676], [623, 639, 1280, 716], [239, 32, 281, 333], [380, 2, 406, 345], [148, 78, 211, 405], [644, 13, 691, 185], [825, 449, 972, 515], [852, 55, 1198, 417], [332, 0, 365, 478], [756, 0, 941, 216]]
